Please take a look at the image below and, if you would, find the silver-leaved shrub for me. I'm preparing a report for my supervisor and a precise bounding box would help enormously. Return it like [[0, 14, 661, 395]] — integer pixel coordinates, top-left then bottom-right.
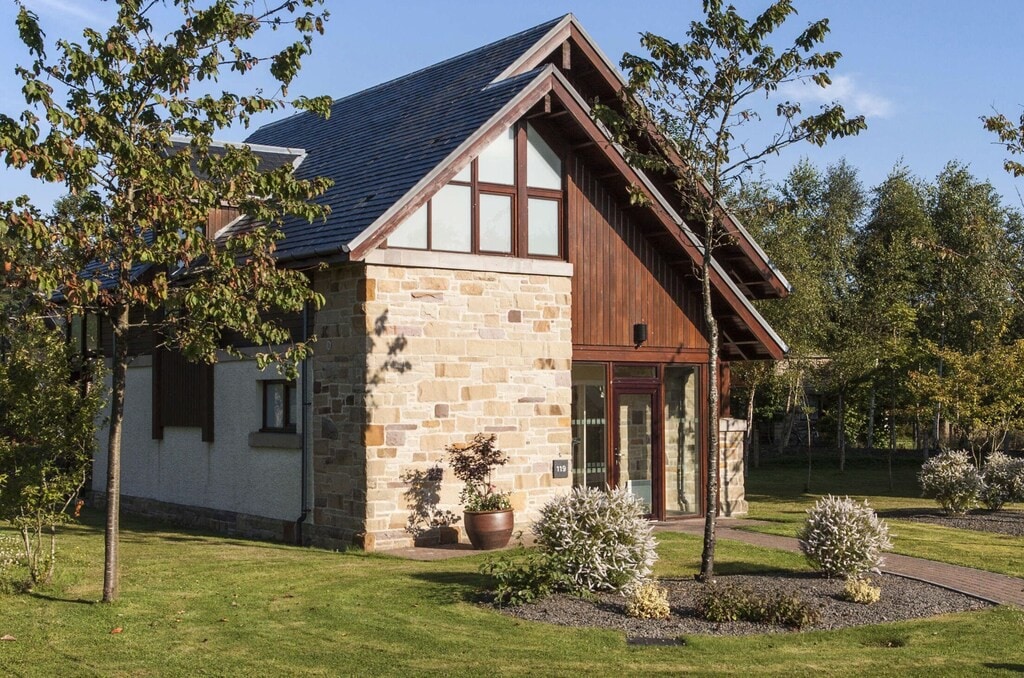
[[798, 495, 892, 578], [919, 450, 983, 515], [980, 452, 1024, 511], [533, 487, 657, 594]]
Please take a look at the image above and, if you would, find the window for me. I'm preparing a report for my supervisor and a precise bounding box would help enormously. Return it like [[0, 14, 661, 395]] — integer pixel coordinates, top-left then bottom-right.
[[262, 380, 297, 432], [387, 121, 564, 259], [527, 197, 560, 256], [69, 312, 102, 358]]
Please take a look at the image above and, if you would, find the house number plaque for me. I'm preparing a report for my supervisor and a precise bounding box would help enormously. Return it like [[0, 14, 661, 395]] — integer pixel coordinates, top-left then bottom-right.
[[552, 459, 569, 479]]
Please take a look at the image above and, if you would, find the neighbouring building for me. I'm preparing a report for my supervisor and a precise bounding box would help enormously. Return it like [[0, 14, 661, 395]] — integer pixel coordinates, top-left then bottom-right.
[[92, 15, 789, 551]]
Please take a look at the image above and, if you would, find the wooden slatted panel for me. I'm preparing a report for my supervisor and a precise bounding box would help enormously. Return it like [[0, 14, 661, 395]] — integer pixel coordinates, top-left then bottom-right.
[[569, 156, 705, 352], [207, 206, 241, 238], [153, 347, 215, 442]]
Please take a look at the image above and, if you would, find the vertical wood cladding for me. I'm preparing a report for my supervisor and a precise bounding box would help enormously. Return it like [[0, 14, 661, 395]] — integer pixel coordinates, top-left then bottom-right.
[[568, 156, 705, 351], [152, 347, 214, 442], [206, 206, 240, 238]]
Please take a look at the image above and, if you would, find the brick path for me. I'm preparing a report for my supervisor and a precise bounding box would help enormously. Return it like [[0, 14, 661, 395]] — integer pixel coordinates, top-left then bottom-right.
[[386, 518, 1024, 607], [663, 518, 1024, 607]]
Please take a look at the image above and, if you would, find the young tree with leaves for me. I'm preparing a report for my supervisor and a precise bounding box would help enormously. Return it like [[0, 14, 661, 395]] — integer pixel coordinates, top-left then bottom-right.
[[0, 1, 332, 602], [599, 0, 864, 580], [0, 315, 105, 587]]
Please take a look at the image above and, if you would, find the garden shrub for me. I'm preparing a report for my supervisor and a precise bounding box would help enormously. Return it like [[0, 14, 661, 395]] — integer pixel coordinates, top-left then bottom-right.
[[840, 577, 881, 605], [797, 495, 892, 578], [980, 452, 1024, 511], [532, 487, 657, 594], [479, 548, 569, 607], [695, 582, 819, 629], [919, 450, 983, 515], [625, 580, 670, 620]]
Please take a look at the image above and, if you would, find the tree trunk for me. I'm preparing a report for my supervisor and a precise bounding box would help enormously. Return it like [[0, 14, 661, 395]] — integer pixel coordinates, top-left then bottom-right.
[[743, 385, 756, 479], [699, 259, 719, 582], [888, 409, 896, 492], [103, 303, 130, 603], [776, 385, 795, 456], [838, 390, 846, 472], [866, 389, 876, 450], [804, 393, 812, 493]]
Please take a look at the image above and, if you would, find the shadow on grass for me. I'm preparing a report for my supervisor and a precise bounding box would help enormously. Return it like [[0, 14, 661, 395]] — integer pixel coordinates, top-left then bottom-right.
[[983, 664, 1024, 673], [29, 591, 95, 605], [72, 507, 305, 551], [409, 570, 490, 605]]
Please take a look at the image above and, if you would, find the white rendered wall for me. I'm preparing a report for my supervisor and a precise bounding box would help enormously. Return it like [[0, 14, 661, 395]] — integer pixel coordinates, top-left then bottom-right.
[[92, 358, 302, 522]]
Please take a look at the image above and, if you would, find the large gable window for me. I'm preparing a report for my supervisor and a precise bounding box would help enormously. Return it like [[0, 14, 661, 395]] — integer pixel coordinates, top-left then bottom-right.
[[387, 121, 563, 259]]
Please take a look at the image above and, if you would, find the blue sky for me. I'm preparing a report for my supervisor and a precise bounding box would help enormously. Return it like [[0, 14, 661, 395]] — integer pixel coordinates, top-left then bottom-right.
[[3, 0, 1024, 211]]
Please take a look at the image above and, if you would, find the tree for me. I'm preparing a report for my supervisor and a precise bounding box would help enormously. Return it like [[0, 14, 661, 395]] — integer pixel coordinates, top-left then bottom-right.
[[734, 160, 866, 473], [601, 0, 864, 579], [0, 315, 105, 587], [0, 1, 332, 602]]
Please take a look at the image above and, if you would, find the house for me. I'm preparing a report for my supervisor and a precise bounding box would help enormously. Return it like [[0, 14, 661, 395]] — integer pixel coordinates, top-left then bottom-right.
[[92, 14, 789, 551]]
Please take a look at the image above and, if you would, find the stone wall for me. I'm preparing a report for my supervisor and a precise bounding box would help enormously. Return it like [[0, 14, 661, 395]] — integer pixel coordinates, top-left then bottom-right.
[[719, 417, 748, 516], [356, 263, 574, 550], [306, 265, 370, 550], [91, 493, 297, 543]]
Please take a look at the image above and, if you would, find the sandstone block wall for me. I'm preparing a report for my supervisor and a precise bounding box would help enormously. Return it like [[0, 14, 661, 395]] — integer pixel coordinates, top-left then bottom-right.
[[307, 265, 370, 549], [719, 417, 748, 516], [309, 262, 575, 551]]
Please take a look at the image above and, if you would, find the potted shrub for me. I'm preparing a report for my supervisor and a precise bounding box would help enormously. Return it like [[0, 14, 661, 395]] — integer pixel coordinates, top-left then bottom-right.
[[446, 433, 513, 549]]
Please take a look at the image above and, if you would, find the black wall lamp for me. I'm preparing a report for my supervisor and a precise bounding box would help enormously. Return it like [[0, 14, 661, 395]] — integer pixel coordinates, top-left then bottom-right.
[[633, 322, 648, 347]]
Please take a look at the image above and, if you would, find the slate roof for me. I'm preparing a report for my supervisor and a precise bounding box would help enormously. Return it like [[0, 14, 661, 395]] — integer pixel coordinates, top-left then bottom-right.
[[244, 16, 565, 263]]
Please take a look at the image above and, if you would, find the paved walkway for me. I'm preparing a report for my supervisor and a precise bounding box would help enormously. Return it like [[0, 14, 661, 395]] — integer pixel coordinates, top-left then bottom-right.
[[663, 518, 1024, 607], [383, 518, 1024, 607]]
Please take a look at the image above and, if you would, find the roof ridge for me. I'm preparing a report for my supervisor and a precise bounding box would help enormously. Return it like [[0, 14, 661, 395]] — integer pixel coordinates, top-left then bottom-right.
[[255, 15, 568, 135]]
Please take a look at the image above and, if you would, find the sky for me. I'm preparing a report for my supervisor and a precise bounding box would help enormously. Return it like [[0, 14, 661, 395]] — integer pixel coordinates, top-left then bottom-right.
[[2, 0, 1024, 211]]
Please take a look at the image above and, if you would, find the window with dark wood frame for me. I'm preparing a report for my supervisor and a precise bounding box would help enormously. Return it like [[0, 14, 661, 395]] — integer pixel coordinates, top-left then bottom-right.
[[261, 380, 297, 433], [387, 120, 565, 259]]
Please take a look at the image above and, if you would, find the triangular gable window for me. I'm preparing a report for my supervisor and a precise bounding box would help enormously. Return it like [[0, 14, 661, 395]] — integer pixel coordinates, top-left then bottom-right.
[[387, 121, 564, 260]]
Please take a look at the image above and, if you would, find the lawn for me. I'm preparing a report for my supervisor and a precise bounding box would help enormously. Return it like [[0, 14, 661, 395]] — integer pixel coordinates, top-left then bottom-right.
[[745, 456, 1024, 578], [1, 510, 1023, 677]]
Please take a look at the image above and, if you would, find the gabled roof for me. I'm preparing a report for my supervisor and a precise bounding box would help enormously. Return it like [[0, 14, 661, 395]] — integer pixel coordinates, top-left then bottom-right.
[[241, 14, 789, 359], [244, 16, 565, 263]]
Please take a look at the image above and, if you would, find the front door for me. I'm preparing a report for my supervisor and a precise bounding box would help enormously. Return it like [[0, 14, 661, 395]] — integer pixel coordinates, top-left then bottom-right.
[[613, 386, 660, 517]]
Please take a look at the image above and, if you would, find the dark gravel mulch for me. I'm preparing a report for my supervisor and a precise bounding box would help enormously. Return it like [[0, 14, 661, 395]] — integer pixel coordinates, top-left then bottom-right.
[[500, 573, 992, 639], [877, 507, 1024, 537]]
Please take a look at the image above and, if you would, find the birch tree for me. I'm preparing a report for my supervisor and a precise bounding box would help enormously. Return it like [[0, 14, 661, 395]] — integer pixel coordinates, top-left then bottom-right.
[[599, 0, 864, 579]]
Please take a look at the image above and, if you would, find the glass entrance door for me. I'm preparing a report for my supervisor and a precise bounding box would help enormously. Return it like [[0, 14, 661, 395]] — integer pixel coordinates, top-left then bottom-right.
[[664, 365, 700, 515], [614, 388, 659, 515]]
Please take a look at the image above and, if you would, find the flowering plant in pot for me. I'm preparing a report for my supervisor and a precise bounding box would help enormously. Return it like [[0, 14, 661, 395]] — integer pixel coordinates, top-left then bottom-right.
[[446, 433, 513, 549]]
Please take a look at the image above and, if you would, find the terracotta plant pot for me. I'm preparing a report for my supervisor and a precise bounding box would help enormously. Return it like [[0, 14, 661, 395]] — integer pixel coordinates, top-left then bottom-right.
[[463, 509, 514, 550]]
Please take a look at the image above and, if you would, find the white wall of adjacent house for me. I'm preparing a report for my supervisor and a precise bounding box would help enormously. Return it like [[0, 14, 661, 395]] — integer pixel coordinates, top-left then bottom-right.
[[91, 357, 302, 522]]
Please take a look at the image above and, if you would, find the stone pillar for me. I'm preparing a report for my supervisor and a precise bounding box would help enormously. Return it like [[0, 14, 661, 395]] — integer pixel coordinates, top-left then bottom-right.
[[719, 417, 748, 516]]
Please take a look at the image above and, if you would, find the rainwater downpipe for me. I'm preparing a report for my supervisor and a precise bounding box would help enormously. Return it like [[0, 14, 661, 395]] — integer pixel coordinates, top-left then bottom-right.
[[295, 288, 312, 545]]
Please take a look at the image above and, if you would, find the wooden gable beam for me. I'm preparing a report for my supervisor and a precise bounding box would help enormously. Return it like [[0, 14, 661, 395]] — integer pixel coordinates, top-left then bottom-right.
[[528, 20, 790, 300], [546, 75, 787, 360]]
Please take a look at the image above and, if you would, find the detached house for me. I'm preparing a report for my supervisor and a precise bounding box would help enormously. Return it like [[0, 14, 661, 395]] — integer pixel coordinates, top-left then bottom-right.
[[93, 15, 789, 551]]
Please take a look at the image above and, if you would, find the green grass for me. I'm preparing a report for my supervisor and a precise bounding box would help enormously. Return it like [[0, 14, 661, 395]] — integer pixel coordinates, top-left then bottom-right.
[[745, 457, 1024, 578], [1, 510, 1023, 676]]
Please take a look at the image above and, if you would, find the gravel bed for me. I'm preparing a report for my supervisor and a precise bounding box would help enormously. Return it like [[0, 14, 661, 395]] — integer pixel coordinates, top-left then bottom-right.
[[878, 507, 1024, 537], [500, 573, 991, 639]]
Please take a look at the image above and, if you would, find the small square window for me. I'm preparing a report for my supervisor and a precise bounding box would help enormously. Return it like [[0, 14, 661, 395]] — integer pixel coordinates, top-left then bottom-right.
[[263, 380, 297, 432]]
